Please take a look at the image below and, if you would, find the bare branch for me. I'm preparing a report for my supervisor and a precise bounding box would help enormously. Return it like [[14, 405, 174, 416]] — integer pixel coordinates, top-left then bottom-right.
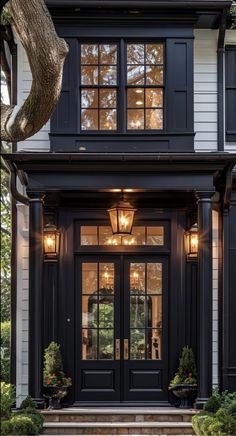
[[1, 0, 69, 142]]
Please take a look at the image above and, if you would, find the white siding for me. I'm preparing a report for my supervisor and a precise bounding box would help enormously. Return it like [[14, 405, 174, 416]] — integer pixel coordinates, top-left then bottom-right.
[[16, 200, 29, 406], [194, 29, 218, 151], [16, 42, 50, 152]]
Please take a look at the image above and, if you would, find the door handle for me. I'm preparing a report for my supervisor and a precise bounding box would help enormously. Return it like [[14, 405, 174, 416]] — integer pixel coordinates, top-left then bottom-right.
[[115, 339, 120, 360], [124, 339, 129, 360]]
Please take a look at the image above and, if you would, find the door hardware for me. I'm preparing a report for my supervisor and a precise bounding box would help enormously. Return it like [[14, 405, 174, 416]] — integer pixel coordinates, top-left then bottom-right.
[[115, 339, 120, 360], [124, 339, 129, 360]]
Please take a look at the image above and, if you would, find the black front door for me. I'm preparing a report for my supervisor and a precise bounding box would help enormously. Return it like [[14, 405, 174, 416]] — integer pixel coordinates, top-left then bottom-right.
[[75, 255, 168, 403]]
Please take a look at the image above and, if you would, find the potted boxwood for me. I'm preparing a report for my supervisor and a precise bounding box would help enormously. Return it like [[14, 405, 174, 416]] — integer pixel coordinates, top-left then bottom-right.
[[43, 342, 72, 409], [169, 346, 197, 409]]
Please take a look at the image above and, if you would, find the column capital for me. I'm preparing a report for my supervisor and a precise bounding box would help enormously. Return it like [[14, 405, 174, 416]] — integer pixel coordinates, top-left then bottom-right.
[[28, 192, 45, 203], [195, 190, 215, 202]]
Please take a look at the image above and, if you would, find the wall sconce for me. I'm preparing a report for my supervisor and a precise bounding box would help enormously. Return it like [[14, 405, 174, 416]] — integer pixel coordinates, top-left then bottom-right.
[[107, 199, 137, 236], [185, 223, 199, 258], [43, 223, 60, 260]]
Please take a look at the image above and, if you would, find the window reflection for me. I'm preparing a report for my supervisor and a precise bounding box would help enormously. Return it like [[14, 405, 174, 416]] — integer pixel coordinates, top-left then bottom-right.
[[127, 43, 164, 130], [80, 43, 118, 131]]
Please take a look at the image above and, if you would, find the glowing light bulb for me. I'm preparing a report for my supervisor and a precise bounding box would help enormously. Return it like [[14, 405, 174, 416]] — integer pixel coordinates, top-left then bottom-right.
[[136, 100, 143, 106], [135, 89, 143, 94], [46, 237, 54, 248]]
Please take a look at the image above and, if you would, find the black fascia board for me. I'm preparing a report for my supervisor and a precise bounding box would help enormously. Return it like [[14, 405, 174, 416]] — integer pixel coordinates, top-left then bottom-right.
[[46, 0, 232, 9]]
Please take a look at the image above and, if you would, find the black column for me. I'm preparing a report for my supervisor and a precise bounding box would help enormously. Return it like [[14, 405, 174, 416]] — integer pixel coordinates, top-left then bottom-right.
[[28, 194, 45, 407], [195, 191, 214, 409]]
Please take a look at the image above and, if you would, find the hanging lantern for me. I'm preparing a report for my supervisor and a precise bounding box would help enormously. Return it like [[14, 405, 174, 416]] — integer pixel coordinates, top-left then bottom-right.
[[43, 223, 60, 259], [185, 223, 199, 257], [107, 200, 137, 236]]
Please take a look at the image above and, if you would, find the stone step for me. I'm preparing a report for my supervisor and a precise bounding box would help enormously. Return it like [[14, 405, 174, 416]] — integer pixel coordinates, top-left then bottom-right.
[[43, 421, 194, 435]]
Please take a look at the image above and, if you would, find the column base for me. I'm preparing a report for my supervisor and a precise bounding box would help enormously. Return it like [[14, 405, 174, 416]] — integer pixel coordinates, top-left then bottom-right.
[[32, 398, 45, 409], [194, 397, 210, 409]]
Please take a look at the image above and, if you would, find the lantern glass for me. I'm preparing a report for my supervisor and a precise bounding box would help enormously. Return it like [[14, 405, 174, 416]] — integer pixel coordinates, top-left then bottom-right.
[[185, 223, 198, 257], [108, 201, 136, 236], [43, 224, 60, 259]]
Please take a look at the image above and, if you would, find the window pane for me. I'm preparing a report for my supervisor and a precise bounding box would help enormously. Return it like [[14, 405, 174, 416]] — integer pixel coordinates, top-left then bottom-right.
[[82, 263, 98, 294], [100, 89, 117, 108], [146, 44, 164, 64], [127, 109, 144, 130], [81, 66, 98, 85], [82, 295, 98, 328], [145, 89, 163, 108], [130, 263, 145, 293], [127, 88, 144, 108], [147, 263, 162, 294], [130, 329, 145, 360], [145, 109, 163, 130], [99, 263, 114, 294], [146, 66, 163, 85], [82, 329, 97, 360], [100, 66, 117, 85], [99, 109, 117, 130], [147, 329, 162, 360], [127, 65, 145, 85], [100, 44, 117, 65], [99, 226, 113, 245], [81, 89, 98, 108], [147, 226, 164, 245], [127, 44, 144, 64], [81, 44, 98, 64], [99, 329, 114, 359], [147, 295, 162, 327], [81, 109, 98, 130], [81, 226, 98, 245], [99, 296, 114, 328], [130, 296, 145, 328], [132, 226, 146, 245]]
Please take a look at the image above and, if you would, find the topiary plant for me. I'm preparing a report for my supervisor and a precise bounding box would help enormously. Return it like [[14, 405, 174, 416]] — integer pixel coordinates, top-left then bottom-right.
[[169, 346, 197, 389], [43, 341, 71, 387]]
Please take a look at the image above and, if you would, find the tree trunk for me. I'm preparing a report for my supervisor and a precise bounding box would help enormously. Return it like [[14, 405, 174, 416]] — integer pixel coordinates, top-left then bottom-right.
[[1, 0, 68, 142]]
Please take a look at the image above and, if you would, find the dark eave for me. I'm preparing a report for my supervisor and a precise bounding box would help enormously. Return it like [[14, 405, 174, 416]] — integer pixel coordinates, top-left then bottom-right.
[[46, 0, 232, 9]]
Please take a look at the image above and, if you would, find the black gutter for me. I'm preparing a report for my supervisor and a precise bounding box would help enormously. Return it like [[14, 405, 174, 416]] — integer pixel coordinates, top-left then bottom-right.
[[217, 8, 228, 151]]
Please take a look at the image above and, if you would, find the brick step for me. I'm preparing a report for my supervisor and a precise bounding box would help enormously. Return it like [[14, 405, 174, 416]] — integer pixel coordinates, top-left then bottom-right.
[[42, 409, 195, 423], [43, 421, 194, 435]]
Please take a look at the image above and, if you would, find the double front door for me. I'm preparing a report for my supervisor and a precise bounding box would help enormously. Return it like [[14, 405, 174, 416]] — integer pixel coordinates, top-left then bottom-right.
[[75, 255, 168, 403]]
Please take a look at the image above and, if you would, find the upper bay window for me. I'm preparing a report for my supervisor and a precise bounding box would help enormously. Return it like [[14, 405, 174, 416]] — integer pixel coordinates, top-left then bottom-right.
[[80, 42, 164, 132]]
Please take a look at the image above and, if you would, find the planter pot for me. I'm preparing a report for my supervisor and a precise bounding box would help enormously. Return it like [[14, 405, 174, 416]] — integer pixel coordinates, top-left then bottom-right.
[[170, 384, 197, 409], [43, 385, 70, 410]]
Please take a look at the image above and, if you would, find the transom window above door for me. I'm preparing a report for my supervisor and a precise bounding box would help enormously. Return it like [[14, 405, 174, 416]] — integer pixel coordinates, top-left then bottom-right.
[[79, 41, 164, 132]]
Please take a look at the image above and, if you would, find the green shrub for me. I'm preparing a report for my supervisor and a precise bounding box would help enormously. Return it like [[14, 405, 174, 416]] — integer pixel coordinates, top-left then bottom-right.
[[20, 395, 36, 410], [0, 419, 12, 435], [192, 412, 210, 435], [221, 390, 236, 409], [169, 346, 197, 389], [9, 415, 37, 435], [0, 382, 15, 418], [16, 407, 44, 433], [227, 400, 236, 419], [0, 322, 11, 382], [204, 392, 222, 413]]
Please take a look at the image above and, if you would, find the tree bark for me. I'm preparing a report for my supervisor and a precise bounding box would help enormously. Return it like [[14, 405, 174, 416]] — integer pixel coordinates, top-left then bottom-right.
[[1, 0, 68, 142]]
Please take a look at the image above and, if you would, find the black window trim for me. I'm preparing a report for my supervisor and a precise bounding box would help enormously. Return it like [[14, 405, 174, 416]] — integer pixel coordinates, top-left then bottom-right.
[[78, 38, 165, 135]]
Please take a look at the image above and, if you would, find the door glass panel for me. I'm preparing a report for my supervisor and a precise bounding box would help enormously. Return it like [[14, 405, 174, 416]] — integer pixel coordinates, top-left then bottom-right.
[[99, 296, 114, 328], [147, 296, 162, 328], [129, 262, 163, 360], [130, 329, 145, 360], [82, 263, 98, 294], [81, 262, 115, 360], [82, 329, 97, 360], [82, 295, 98, 328], [99, 329, 114, 360], [147, 263, 162, 294], [130, 296, 145, 328], [130, 263, 145, 293], [81, 226, 98, 245], [99, 263, 114, 294], [147, 329, 162, 360]]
